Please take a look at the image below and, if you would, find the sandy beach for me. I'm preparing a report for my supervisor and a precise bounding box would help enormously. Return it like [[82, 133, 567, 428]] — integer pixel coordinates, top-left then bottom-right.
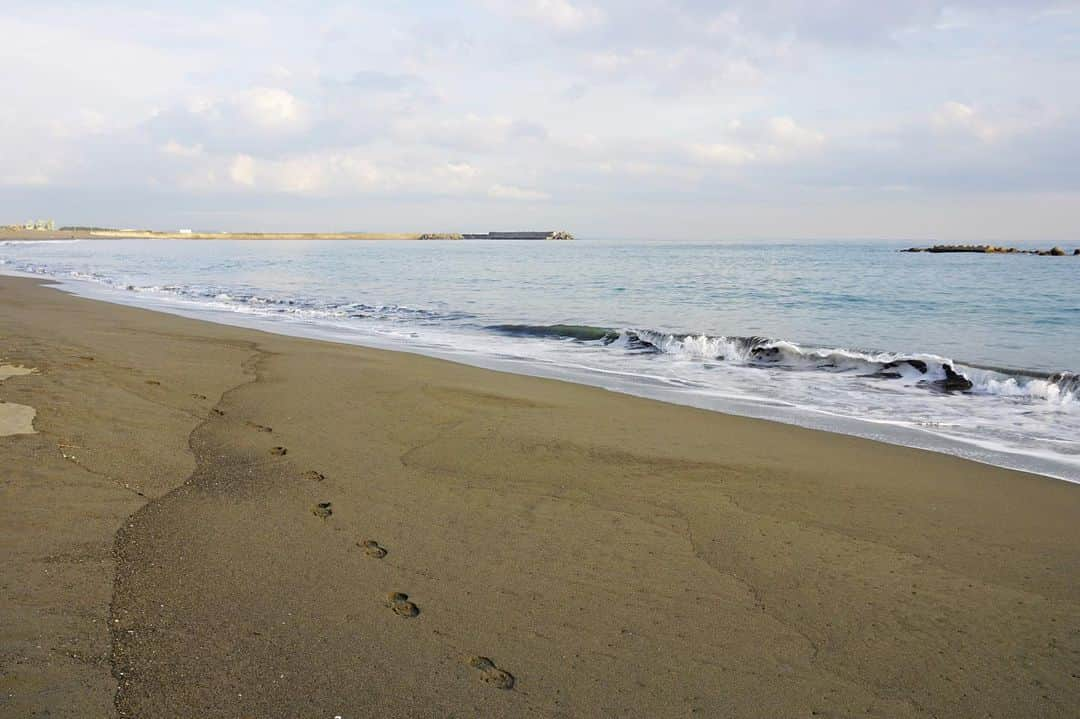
[[1, 274, 1077, 718]]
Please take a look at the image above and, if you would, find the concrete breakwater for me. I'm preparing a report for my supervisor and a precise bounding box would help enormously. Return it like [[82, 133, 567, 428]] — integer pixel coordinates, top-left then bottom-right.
[[902, 244, 1078, 256], [461, 230, 574, 240]]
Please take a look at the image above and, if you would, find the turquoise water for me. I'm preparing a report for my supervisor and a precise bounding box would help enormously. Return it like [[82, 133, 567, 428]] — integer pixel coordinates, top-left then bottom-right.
[[3, 238, 1078, 481]]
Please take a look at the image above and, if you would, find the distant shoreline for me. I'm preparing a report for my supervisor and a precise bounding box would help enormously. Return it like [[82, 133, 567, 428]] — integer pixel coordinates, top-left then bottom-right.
[[1, 228, 573, 241], [1, 228, 451, 241]]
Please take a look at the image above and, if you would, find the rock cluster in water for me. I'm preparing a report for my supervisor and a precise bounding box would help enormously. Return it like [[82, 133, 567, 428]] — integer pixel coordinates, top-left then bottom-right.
[[902, 244, 1076, 256]]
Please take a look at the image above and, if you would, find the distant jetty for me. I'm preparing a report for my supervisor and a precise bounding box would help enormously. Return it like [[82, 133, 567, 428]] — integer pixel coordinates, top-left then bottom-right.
[[461, 231, 574, 241], [902, 244, 1078, 256]]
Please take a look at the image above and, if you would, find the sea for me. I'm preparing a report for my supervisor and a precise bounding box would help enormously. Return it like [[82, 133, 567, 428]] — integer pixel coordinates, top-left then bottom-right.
[[2, 237, 1077, 482]]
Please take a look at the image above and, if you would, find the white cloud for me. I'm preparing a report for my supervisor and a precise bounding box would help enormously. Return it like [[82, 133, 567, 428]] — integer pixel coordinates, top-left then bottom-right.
[[692, 116, 825, 166], [393, 114, 548, 152], [445, 161, 481, 179], [229, 154, 256, 186], [933, 101, 998, 142], [235, 87, 306, 132], [225, 152, 380, 194], [692, 143, 757, 165], [488, 184, 551, 201], [202, 151, 486, 197], [0, 170, 51, 188], [589, 51, 628, 73], [763, 116, 826, 157], [489, 0, 604, 32], [161, 140, 204, 158], [49, 109, 109, 139]]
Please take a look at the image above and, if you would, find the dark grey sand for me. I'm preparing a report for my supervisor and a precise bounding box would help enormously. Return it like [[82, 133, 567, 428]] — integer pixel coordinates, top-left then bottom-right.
[[1, 275, 1077, 718]]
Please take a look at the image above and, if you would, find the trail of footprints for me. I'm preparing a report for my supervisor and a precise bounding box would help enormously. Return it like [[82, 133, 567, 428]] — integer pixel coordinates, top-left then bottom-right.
[[246, 416, 516, 690], [59, 381, 516, 692]]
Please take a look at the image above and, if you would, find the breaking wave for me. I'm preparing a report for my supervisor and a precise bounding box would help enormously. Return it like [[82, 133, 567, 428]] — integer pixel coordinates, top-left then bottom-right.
[[490, 324, 1078, 406]]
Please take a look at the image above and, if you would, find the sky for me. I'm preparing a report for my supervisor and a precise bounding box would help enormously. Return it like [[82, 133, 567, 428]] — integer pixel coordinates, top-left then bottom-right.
[[2, 0, 1079, 240]]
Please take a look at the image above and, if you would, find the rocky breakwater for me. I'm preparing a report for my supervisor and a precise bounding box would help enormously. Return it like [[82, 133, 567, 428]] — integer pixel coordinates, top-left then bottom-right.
[[902, 244, 1076, 256]]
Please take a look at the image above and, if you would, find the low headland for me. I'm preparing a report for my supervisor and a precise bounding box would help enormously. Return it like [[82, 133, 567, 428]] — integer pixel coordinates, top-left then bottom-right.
[[1, 274, 1077, 717], [902, 243, 1079, 255]]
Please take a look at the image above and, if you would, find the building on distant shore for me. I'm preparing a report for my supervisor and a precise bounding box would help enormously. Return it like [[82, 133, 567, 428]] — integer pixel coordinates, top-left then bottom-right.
[[20, 219, 56, 231]]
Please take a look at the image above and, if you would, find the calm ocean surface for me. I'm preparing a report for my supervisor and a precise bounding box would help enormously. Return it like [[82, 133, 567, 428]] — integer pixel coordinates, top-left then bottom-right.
[[3, 238, 1078, 481]]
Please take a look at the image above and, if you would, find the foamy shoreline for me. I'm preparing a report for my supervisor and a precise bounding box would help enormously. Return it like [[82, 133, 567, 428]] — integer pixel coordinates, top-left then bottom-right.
[[3, 255, 1077, 483]]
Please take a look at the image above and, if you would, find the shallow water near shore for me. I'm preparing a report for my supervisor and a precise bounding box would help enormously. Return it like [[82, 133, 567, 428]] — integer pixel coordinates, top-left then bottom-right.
[[2, 238, 1078, 481]]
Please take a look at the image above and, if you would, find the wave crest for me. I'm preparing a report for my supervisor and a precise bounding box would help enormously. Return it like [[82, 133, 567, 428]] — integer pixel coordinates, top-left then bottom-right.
[[494, 324, 1077, 405]]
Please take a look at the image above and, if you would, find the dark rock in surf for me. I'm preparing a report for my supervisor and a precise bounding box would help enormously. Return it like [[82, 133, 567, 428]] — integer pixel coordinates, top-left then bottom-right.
[[1049, 372, 1079, 394], [1049, 246, 1066, 256], [883, 359, 928, 374], [750, 346, 782, 362], [933, 364, 973, 392], [620, 331, 659, 352]]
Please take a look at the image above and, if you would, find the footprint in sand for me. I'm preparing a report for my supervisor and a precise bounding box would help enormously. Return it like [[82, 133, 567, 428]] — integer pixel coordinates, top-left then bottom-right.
[[77, 355, 95, 362], [191, 393, 208, 400], [465, 656, 515, 690], [245, 421, 273, 433], [145, 380, 161, 386], [359, 540, 387, 558], [270, 446, 287, 456], [312, 502, 333, 518], [385, 592, 420, 618], [211, 408, 225, 416], [302, 470, 325, 482]]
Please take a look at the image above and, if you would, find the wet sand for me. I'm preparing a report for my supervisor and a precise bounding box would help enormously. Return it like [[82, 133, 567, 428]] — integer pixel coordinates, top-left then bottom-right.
[[1, 275, 1077, 718]]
